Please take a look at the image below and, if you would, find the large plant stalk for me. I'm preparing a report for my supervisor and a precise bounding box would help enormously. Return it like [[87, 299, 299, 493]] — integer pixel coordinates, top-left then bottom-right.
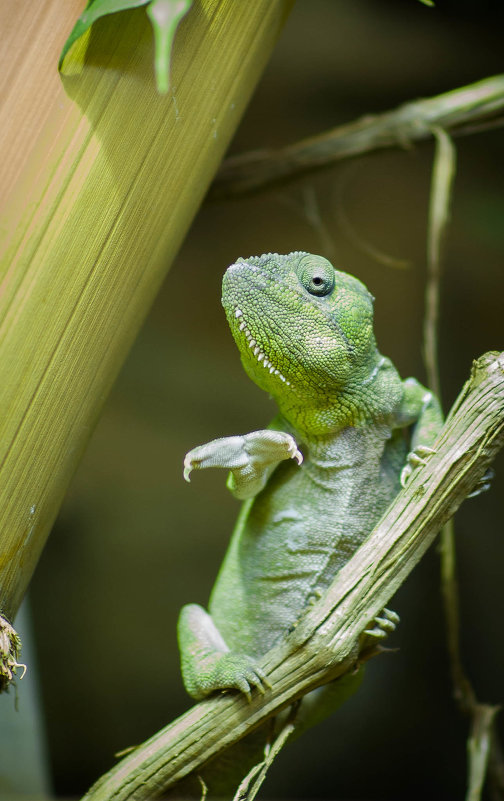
[[0, 1, 293, 637]]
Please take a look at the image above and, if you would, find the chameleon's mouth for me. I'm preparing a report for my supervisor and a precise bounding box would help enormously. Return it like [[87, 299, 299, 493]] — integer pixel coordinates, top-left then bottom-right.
[[233, 307, 291, 386]]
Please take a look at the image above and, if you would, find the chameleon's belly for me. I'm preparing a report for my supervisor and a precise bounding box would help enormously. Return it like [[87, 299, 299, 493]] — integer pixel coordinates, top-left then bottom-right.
[[210, 431, 405, 657]]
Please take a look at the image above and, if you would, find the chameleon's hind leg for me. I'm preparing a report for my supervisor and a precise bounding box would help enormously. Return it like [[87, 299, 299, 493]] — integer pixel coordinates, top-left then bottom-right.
[[177, 603, 270, 702]]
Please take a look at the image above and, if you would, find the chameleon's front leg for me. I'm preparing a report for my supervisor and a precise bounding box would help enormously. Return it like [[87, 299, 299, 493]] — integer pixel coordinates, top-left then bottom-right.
[[179, 429, 302, 700], [397, 378, 444, 486], [183, 429, 303, 499]]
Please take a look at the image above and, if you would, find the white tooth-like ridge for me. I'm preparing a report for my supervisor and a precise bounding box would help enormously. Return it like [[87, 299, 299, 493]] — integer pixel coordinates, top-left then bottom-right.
[[234, 307, 290, 386]]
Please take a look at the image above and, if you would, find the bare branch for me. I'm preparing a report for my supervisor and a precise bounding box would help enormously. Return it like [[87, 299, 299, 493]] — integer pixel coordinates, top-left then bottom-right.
[[82, 352, 504, 801], [211, 75, 504, 197]]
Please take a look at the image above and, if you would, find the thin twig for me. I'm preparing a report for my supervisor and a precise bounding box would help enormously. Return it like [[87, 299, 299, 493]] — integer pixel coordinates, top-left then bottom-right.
[[439, 518, 475, 712], [489, 724, 504, 801], [232, 702, 300, 801], [333, 165, 411, 270], [423, 126, 456, 401], [211, 75, 504, 197], [274, 187, 338, 262], [424, 129, 503, 801], [467, 706, 501, 801]]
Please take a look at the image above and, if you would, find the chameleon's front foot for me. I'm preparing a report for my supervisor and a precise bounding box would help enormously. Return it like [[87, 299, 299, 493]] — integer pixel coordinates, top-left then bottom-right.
[[363, 608, 400, 640], [400, 446, 436, 488], [184, 430, 302, 499]]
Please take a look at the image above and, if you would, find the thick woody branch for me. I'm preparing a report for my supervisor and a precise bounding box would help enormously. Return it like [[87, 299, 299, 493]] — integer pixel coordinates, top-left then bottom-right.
[[211, 75, 504, 197], [83, 351, 504, 801]]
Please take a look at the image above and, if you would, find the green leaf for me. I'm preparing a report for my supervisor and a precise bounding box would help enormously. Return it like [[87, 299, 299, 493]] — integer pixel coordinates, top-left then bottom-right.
[[58, 0, 151, 69], [146, 0, 193, 94], [58, 0, 192, 92]]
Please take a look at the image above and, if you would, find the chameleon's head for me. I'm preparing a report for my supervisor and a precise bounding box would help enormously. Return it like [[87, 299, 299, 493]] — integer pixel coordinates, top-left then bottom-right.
[[222, 252, 378, 406]]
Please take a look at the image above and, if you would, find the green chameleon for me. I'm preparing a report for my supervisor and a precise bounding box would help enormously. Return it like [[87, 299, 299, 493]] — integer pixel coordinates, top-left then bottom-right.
[[179, 252, 443, 728]]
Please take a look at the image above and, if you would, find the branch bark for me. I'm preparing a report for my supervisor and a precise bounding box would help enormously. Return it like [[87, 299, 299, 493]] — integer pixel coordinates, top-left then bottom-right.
[[82, 351, 504, 801], [211, 74, 504, 197]]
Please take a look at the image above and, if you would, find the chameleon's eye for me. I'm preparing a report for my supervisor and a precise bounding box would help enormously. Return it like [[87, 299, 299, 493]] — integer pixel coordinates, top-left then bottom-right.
[[299, 262, 335, 297]]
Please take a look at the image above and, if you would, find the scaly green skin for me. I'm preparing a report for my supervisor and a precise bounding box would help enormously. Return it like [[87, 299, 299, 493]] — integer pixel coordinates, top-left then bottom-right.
[[179, 252, 443, 706]]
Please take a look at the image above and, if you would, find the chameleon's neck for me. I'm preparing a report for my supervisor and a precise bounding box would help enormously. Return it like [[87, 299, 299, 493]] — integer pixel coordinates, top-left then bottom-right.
[[274, 354, 404, 440]]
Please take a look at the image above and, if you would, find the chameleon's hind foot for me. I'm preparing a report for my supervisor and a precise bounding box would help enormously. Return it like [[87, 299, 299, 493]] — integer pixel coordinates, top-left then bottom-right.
[[178, 603, 271, 702], [210, 652, 271, 703], [364, 608, 400, 639]]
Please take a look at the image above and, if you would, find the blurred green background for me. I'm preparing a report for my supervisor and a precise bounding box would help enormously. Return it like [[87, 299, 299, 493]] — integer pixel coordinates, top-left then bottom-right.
[[10, 0, 504, 798]]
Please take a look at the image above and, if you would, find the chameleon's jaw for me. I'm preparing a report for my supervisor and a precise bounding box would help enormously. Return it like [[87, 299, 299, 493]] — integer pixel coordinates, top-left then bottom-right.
[[232, 306, 291, 387], [222, 254, 378, 404]]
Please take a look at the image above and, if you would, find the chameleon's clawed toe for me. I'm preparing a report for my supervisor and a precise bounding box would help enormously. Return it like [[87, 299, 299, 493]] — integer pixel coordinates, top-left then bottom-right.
[[212, 652, 271, 702], [400, 445, 437, 487], [364, 608, 400, 639], [467, 467, 494, 498]]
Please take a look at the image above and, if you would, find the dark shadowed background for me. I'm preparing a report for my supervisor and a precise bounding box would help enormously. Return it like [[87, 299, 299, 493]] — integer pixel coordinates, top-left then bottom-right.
[[18, 0, 504, 797]]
